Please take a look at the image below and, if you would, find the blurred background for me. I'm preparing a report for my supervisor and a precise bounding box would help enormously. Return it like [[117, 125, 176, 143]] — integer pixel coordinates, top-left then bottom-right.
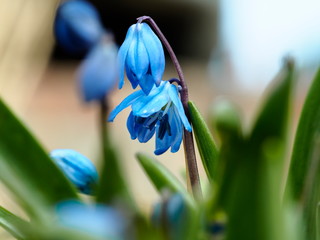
[[1, 0, 320, 237]]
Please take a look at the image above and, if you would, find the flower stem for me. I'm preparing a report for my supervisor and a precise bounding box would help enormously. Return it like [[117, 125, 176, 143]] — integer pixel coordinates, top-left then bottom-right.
[[137, 16, 202, 200]]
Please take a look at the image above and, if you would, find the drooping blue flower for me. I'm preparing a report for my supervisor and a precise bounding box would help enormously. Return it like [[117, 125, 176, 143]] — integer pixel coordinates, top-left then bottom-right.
[[151, 194, 189, 240], [50, 149, 98, 195], [78, 40, 118, 102], [56, 200, 127, 239], [108, 81, 191, 155], [54, 0, 104, 54], [118, 23, 165, 94]]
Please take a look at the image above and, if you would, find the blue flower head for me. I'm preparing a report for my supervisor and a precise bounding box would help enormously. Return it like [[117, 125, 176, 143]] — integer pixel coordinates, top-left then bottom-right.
[[78, 40, 118, 102], [54, 0, 104, 54], [118, 23, 165, 94], [56, 200, 127, 239], [50, 149, 98, 195], [109, 81, 191, 155]]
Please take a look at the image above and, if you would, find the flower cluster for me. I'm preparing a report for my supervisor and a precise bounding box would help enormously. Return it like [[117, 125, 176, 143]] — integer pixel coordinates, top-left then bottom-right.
[[54, 0, 118, 102], [109, 21, 191, 155]]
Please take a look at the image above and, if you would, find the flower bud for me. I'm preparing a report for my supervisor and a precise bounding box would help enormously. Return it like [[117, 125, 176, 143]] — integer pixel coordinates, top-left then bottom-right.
[[54, 0, 104, 54], [50, 149, 98, 195], [78, 39, 118, 102], [118, 23, 165, 94]]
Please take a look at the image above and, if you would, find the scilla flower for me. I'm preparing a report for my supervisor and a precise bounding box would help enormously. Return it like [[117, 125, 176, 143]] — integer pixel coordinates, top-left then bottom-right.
[[78, 39, 118, 102], [108, 81, 191, 155], [54, 0, 104, 54], [118, 23, 165, 94], [50, 149, 98, 195]]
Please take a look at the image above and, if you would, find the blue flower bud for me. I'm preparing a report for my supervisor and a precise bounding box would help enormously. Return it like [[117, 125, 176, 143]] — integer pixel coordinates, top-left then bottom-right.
[[50, 149, 98, 195], [54, 0, 104, 54], [56, 200, 127, 239], [151, 194, 188, 239], [118, 23, 165, 94], [78, 39, 118, 102]]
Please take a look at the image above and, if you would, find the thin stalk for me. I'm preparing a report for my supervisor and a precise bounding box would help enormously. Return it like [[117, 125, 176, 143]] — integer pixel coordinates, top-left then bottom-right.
[[137, 16, 202, 200], [100, 99, 109, 165]]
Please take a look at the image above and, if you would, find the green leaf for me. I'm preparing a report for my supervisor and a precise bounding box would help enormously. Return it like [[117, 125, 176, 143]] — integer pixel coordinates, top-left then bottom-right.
[[0, 99, 78, 221], [136, 153, 195, 208], [188, 101, 219, 182], [251, 58, 294, 142], [288, 68, 320, 200], [0, 206, 29, 239]]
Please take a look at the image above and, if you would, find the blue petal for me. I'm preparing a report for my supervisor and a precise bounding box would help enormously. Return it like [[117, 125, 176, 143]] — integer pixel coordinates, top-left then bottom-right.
[[126, 26, 149, 82], [118, 24, 136, 89], [141, 23, 165, 86], [139, 73, 156, 95], [125, 64, 139, 89], [137, 124, 156, 143], [79, 42, 118, 102], [167, 84, 192, 132], [132, 82, 169, 117], [108, 90, 144, 121], [127, 112, 137, 140], [169, 107, 183, 153], [154, 126, 172, 155]]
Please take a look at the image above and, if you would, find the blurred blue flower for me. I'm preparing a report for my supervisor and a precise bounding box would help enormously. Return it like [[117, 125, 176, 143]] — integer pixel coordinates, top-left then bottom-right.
[[151, 194, 188, 240], [108, 81, 191, 155], [56, 200, 126, 239], [78, 40, 118, 102], [118, 23, 165, 94], [50, 149, 98, 195], [54, 0, 104, 54]]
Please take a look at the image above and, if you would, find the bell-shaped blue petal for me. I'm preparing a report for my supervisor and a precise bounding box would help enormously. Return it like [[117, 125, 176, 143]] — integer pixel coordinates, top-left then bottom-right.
[[54, 0, 104, 54], [167, 83, 192, 132], [56, 200, 127, 239], [118, 23, 165, 94], [118, 24, 136, 89], [78, 40, 118, 102], [108, 90, 144, 122], [50, 149, 98, 195], [132, 81, 169, 117], [140, 23, 165, 86]]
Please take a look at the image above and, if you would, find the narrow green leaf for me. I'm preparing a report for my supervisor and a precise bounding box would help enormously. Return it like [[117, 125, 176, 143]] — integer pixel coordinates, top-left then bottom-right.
[[0, 99, 78, 220], [136, 153, 195, 208], [188, 101, 219, 182], [251, 58, 294, 142], [0, 206, 29, 239], [288, 68, 320, 200]]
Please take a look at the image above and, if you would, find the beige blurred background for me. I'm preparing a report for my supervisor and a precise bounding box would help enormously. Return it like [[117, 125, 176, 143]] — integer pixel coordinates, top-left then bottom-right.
[[0, 0, 316, 238]]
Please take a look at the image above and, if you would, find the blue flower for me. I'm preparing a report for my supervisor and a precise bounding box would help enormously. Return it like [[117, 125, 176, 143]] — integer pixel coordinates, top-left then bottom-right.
[[118, 23, 165, 94], [108, 81, 191, 155], [56, 200, 127, 239], [50, 149, 98, 195], [54, 0, 104, 54], [78, 40, 118, 102]]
